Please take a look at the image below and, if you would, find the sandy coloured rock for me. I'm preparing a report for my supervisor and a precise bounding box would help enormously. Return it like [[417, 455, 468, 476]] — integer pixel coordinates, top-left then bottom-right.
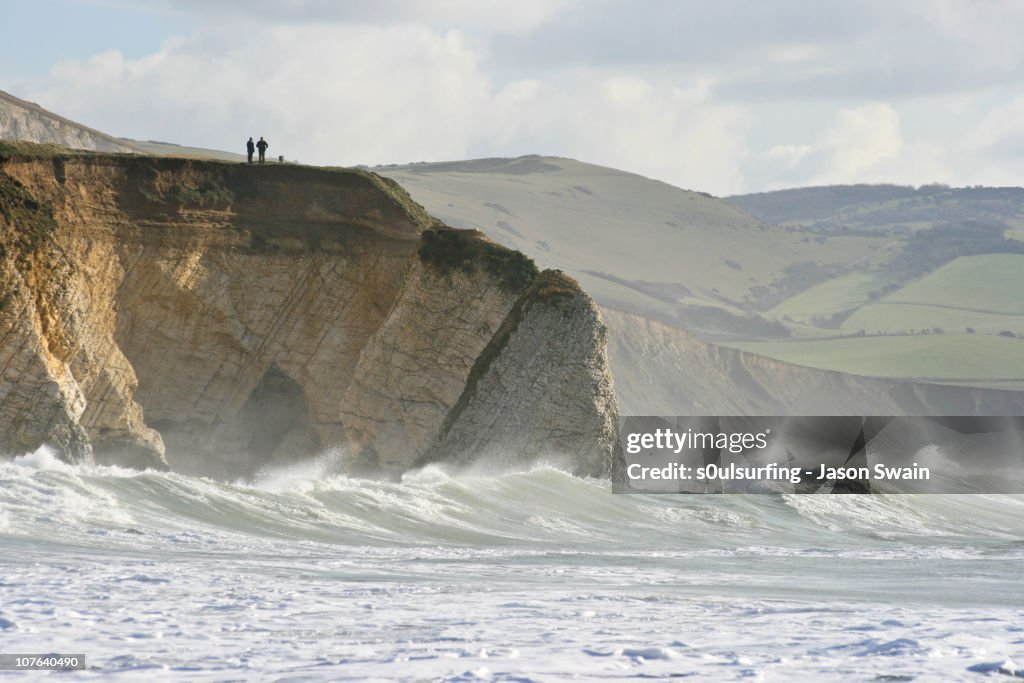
[[0, 145, 620, 477]]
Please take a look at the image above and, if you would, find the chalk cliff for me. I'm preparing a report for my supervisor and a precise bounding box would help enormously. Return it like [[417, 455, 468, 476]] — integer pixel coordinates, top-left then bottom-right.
[[603, 308, 1024, 416], [423, 270, 620, 477], [1, 90, 141, 154], [0, 143, 620, 477]]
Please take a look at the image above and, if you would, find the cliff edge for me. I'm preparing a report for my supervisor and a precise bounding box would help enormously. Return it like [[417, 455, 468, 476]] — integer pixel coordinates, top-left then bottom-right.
[[0, 143, 620, 477]]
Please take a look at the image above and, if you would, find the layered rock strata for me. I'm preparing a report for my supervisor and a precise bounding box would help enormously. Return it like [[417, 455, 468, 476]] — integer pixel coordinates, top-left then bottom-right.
[[0, 145, 619, 477]]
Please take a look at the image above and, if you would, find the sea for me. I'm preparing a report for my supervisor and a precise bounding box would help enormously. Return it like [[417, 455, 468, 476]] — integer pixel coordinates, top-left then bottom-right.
[[1, 447, 1023, 681]]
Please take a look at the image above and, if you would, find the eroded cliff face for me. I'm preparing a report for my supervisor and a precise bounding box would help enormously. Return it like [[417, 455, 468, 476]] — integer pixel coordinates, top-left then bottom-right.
[[423, 271, 620, 477], [339, 258, 524, 472], [603, 308, 1024, 416], [0, 146, 620, 477]]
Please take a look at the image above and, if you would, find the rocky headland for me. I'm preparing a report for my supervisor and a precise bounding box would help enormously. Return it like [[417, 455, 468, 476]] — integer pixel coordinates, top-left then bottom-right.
[[0, 143, 619, 477]]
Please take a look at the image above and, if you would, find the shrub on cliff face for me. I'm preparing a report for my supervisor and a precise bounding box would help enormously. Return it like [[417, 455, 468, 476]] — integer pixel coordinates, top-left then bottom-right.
[[168, 182, 234, 207], [0, 176, 57, 261], [418, 228, 538, 293], [140, 180, 234, 208]]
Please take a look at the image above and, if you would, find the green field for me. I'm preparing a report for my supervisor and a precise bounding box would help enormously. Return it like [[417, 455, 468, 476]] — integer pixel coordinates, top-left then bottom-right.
[[768, 271, 892, 324], [832, 254, 1024, 336], [842, 304, 1024, 336], [880, 254, 1024, 313], [727, 333, 1024, 387]]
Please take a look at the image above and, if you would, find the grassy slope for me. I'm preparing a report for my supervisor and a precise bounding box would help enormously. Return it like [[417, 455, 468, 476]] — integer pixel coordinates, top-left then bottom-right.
[[767, 254, 1024, 333], [869, 254, 1024, 314], [842, 304, 1024, 337], [726, 188, 1024, 386], [375, 157, 888, 330], [381, 161, 1024, 387], [839, 255, 1024, 335], [730, 184, 1024, 231], [121, 139, 247, 162], [768, 271, 894, 325]]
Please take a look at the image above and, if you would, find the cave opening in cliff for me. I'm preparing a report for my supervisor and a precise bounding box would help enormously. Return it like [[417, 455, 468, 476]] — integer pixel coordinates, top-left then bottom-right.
[[239, 364, 318, 467]]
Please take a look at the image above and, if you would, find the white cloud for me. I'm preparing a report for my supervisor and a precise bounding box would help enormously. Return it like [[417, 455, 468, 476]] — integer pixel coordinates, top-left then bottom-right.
[[764, 144, 812, 167], [818, 103, 903, 181], [964, 95, 1024, 156], [742, 103, 959, 191], [16, 1, 1024, 193], [28, 25, 491, 165], [147, 0, 575, 34], [765, 43, 823, 65], [485, 73, 745, 193], [25, 25, 747, 193]]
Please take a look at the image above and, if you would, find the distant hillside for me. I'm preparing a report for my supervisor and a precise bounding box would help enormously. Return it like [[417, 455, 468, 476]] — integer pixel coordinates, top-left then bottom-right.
[[374, 157, 893, 338], [728, 183, 1024, 231], [0, 89, 142, 153], [118, 138, 245, 162], [379, 160, 1024, 392], [720, 184, 1024, 388], [0, 89, 243, 161]]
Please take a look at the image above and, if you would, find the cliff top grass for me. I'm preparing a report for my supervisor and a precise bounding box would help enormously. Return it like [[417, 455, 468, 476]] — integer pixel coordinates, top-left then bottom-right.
[[0, 140, 72, 159], [0, 140, 437, 229], [532, 269, 583, 301], [417, 227, 539, 293]]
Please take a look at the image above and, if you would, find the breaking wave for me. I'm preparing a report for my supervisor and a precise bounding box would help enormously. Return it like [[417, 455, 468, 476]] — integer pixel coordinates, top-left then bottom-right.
[[2, 446, 1022, 554], [3, 446, 1024, 680]]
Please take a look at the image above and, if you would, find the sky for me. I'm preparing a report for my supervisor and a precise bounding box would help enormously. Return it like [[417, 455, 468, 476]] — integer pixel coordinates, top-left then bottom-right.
[[3, 0, 1023, 195]]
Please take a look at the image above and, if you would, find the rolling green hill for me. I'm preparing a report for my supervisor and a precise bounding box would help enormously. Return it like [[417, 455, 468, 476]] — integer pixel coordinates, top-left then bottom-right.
[[839, 255, 1024, 336], [860, 254, 1024, 315], [374, 157, 891, 337], [729, 183, 1024, 231], [718, 187, 1024, 388], [768, 271, 896, 328], [378, 163, 1024, 389]]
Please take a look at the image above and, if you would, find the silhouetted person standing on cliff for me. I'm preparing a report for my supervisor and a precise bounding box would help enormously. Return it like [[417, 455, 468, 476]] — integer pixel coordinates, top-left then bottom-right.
[[256, 137, 269, 163], [246, 137, 255, 163]]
